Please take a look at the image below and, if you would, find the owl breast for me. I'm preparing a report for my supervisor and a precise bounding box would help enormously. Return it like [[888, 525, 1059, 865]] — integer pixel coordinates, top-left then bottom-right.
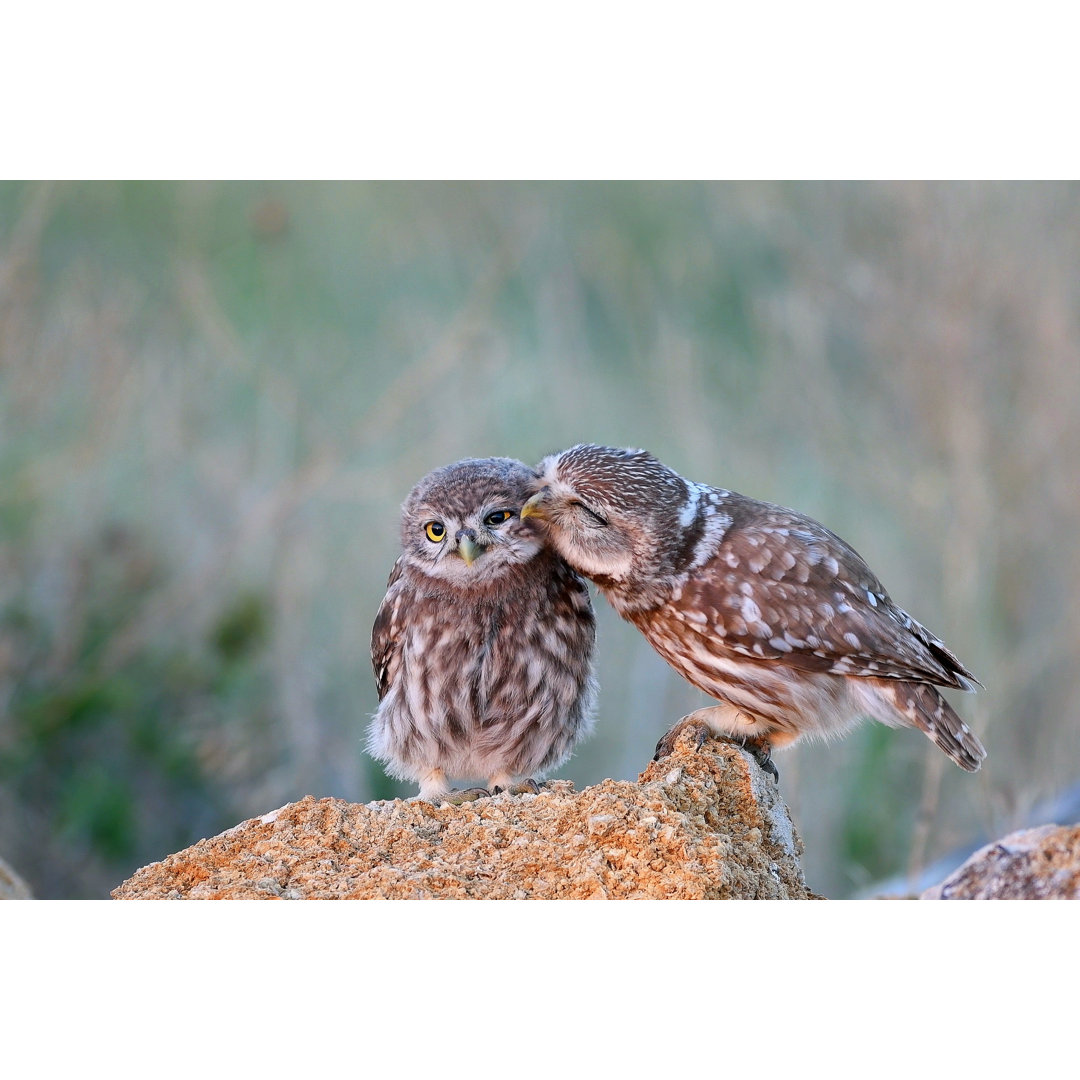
[[632, 605, 867, 743], [370, 556, 596, 784]]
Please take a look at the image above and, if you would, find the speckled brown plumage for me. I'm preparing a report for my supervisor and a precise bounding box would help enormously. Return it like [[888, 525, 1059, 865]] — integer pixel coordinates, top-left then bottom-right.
[[368, 457, 597, 802], [523, 444, 985, 772]]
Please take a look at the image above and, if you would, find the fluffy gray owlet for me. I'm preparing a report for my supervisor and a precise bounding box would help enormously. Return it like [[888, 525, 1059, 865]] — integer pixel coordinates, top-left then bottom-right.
[[521, 444, 985, 775], [369, 457, 597, 803]]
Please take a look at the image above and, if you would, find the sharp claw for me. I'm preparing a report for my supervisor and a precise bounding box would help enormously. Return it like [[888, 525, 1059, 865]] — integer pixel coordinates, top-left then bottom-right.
[[654, 722, 780, 781], [734, 735, 779, 782], [654, 719, 712, 761]]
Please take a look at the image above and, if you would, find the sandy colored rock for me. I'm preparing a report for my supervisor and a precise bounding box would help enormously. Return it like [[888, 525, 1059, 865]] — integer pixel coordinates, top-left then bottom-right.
[[113, 729, 814, 899], [922, 824, 1080, 900], [0, 854, 33, 900]]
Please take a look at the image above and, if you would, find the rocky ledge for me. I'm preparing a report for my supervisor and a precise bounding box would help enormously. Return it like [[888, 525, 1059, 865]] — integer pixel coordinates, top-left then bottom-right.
[[922, 824, 1080, 900], [112, 727, 814, 899]]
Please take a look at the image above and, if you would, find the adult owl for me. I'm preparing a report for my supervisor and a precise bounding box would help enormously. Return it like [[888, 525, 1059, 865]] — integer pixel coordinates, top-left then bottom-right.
[[369, 457, 597, 803], [521, 444, 985, 776]]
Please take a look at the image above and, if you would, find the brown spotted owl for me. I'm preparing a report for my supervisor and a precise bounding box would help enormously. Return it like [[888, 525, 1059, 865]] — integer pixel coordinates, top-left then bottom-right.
[[521, 444, 985, 775], [369, 457, 597, 803]]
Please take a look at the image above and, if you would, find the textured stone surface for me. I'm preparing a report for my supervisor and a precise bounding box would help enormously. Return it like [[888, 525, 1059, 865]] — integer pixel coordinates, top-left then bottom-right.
[[0, 854, 33, 900], [113, 729, 813, 899], [922, 824, 1080, 900]]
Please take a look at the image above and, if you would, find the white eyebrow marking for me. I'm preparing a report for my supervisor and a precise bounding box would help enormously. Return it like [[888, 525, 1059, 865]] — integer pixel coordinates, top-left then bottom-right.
[[678, 484, 703, 528]]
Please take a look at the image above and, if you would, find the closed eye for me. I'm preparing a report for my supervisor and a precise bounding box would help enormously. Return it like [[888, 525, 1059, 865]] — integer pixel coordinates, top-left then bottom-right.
[[569, 500, 608, 527], [484, 509, 515, 527]]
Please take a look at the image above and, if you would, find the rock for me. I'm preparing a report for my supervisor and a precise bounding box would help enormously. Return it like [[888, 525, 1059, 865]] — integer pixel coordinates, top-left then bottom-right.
[[0, 854, 33, 900], [112, 728, 814, 899], [922, 824, 1080, 900]]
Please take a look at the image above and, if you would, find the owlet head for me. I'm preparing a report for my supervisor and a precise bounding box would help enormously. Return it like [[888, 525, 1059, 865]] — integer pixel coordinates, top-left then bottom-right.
[[522, 444, 691, 580], [399, 456, 544, 589]]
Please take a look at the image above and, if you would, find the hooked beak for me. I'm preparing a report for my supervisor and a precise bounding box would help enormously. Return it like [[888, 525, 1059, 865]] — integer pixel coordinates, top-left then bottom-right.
[[519, 489, 550, 521], [457, 533, 484, 566]]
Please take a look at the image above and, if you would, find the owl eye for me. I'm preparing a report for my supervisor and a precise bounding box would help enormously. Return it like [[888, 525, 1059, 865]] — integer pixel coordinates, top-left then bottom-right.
[[424, 521, 446, 542], [484, 509, 514, 527], [569, 500, 608, 527]]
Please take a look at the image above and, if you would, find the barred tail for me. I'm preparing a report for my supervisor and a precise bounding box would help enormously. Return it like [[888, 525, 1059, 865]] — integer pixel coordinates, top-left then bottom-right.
[[894, 682, 987, 772]]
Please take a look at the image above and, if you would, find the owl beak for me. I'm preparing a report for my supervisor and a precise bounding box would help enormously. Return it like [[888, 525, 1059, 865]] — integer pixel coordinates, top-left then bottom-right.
[[456, 533, 484, 566], [520, 490, 549, 521]]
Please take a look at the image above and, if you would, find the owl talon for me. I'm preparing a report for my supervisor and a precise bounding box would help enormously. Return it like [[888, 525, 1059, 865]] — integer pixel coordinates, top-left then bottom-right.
[[653, 718, 714, 761], [732, 735, 779, 782], [438, 787, 491, 805], [491, 778, 541, 796]]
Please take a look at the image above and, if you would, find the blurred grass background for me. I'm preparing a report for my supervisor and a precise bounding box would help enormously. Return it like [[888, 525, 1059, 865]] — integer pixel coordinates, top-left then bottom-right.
[[1, 180, 1077, 899]]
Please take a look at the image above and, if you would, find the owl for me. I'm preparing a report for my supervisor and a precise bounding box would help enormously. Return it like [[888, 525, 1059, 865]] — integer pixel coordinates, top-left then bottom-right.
[[521, 444, 985, 776], [369, 457, 597, 803]]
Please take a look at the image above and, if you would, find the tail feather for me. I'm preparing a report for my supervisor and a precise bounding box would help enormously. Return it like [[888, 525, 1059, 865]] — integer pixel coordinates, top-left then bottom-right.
[[901, 612, 984, 691], [893, 682, 986, 772]]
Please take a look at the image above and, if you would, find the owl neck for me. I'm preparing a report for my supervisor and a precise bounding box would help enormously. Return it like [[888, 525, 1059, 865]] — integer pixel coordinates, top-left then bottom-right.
[[406, 549, 557, 604], [591, 570, 674, 616]]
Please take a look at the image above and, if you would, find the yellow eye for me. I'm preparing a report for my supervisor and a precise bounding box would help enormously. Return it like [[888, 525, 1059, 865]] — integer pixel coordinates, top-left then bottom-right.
[[484, 509, 514, 527], [424, 521, 446, 542]]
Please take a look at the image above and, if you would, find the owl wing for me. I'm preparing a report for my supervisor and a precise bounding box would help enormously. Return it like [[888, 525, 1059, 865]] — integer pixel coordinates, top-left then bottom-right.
[[371, 558, 407, 701], [673, 499, 978, 690]]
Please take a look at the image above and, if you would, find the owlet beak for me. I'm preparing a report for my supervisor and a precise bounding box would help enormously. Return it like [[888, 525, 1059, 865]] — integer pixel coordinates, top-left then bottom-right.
[[457, 534, 484, 566], [519, 490, 549, 521]]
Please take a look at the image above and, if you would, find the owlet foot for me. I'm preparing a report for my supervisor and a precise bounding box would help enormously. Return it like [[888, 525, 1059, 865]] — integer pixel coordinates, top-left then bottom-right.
[[491, 778, 541, 796], [437, 787, 491, 805], [653, 717, 714, 761]]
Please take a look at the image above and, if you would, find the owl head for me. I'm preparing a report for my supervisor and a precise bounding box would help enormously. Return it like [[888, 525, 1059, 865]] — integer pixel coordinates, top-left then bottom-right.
[[398, 457, 544, 589], [523, 444, 694, 581]]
